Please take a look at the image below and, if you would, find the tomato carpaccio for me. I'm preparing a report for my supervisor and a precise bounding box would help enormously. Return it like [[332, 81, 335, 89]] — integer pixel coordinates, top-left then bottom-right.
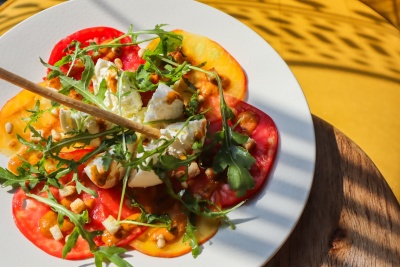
[[188, 98, 279, 208], [48, 26, 145, 79], [11, 150, 146, 260], [7, 25, 280, 262], [12, 186, 93, 260]]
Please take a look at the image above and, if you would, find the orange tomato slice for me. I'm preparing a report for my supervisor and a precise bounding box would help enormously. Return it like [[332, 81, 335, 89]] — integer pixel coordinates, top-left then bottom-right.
[[174, 29, 246, 99], [0, 81, 62, 156], [146, 29, 247, 121], [130, 217, 220, 258]]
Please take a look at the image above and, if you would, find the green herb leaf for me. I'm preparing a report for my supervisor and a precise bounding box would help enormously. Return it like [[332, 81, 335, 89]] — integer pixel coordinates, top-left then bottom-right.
[[94, 246, 133, 267]]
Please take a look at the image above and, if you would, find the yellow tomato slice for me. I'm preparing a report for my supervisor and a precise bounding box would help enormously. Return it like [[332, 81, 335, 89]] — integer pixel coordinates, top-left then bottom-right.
[[0, 81, 62, 156], [146, 29, 247, 120], [130, 217, 220, 258]]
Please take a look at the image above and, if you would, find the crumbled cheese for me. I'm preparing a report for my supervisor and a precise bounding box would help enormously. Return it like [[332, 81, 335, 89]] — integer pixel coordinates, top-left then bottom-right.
[[102, 215, 121, 234], [84, 153, 126, 189], [92, 59, 143, 121], [127, 141, 163, 188], [160, 118, 207, 157], [128, 168, 163, 188], [59, 108, 81, 133], [144, 83, 184, 123], [59, 108, 110, 134], [49, 224, 63, 241]]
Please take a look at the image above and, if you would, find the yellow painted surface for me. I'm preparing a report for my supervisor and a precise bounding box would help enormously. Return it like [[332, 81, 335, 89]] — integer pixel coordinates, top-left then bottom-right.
[[199, 0, 400, 202], [1, 0, 399, 201]]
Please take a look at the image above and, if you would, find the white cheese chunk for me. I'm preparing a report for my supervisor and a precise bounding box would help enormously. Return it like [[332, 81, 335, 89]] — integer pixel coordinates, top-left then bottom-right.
[[59, 108, 110, 135], [59, 108, 80, 133], [128, 168, 163, 188], [160, 118, 207, 157], [84, 153, 126, 189], [128, 141, 163, 188], [93, 59, 143, 121], [144, 83, 184, 123], [102, 215, 121, 234], [49, 224, 63, 241]]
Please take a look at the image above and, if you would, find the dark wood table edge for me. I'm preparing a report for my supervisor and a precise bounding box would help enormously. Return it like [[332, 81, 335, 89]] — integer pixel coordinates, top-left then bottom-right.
[[264, 115, 400, 266]]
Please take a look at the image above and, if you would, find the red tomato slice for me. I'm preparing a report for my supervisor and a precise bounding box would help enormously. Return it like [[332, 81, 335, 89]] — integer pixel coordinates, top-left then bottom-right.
[[57, 149, 94, 184], [12, 187, 93, 260], [48, 26, 144, 78], [59, 149, 95, 161], [85, 185, 147, 247], [12, 150, 146, 260], [190, 98, 279, 208]]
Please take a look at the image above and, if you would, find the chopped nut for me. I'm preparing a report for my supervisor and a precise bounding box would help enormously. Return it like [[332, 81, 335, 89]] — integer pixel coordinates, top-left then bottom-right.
[[243, 137, 257, 151], [181, 181, 188, 189], [51, 129, 62, 141], [156, 234, 166, 248], [114, 58, 123, 69], [197, 94, 205, 103], [5, 122, 13, 134], [188, 162, 200, 178], [205, 168, 216, 180], [237, 110, 259, 135], [174, 170, 186, 179]]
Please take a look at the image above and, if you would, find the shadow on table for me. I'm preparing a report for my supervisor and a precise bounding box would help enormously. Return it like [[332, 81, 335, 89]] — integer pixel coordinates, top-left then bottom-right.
[[264, 116, 400, 266]]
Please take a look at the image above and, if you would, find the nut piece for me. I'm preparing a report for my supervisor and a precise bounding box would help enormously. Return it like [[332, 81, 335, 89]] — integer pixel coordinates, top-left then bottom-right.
[[156, 234, 166, 248], [5, 122, 13, 134]]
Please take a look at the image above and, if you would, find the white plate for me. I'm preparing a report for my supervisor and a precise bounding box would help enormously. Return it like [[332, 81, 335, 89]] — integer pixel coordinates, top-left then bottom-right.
[[0, 0, 315, 266]]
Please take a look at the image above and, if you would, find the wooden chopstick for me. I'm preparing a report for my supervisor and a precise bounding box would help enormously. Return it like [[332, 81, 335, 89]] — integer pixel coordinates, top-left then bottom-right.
[[0, 67, 161, 139]]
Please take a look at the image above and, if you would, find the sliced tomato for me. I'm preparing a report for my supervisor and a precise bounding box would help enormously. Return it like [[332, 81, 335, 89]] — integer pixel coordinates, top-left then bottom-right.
[[190, 98, 279, 208], [12, 186, 93, 260], [12, 159, 146, 260], [48, 26, 144, 79], [57, 148, 94, 184], [130, 216, 220, 258], [85, 185, 147, 247], [58, 148, 95, 161]]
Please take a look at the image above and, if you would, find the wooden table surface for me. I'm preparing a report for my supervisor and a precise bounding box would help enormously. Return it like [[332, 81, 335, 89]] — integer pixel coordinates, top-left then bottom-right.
[[265, 116, 400, 266]]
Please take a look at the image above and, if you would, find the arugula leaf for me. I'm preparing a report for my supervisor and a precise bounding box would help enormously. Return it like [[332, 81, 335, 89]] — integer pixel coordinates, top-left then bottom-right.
[[62, 227, 80, 258], [42, 59, 108, 109], [183, 217, 200, 258], [80, 55, 95, 89], [208, 73, 256, 197], [94, 246, 133, 267], [0, 168, 29, 188], [96, 78, 108, 103], [23, 100, 54, 132]]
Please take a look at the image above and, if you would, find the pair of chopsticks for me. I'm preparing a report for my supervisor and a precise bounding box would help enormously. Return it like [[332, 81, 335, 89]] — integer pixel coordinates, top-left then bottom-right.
[[0, 67, 161, 139]]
